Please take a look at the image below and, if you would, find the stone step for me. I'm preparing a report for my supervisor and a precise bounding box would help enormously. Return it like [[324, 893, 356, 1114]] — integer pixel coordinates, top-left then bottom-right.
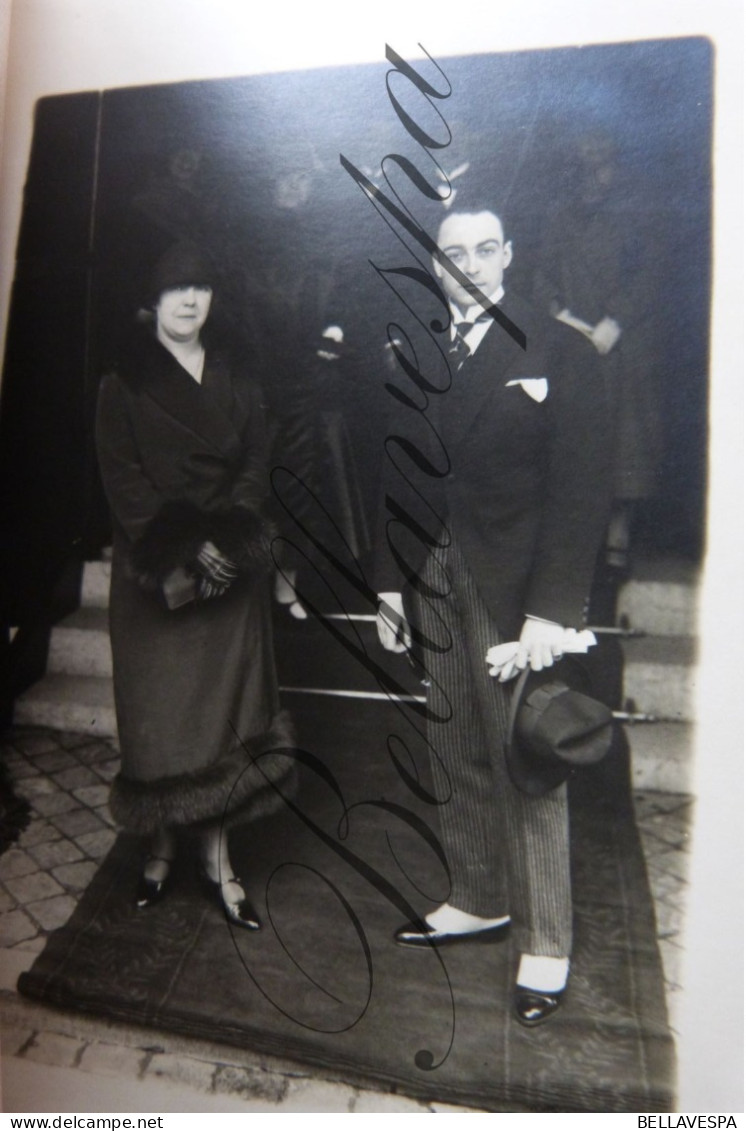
[[48, 607, 112, 677], [13, 673, 117, 737], [616, 556, 700, 636], [625, 720, 694, 794], [12, 671, 695, 794], [80, 560, 111, 609], [47, 607, 426, 692], [620, 635, 698, 721], [84, 556, 701, 634], [48, 606, 699, 721]]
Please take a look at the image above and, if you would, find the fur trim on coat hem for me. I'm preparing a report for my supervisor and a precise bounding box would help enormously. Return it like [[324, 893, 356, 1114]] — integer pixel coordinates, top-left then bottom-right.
[[109, 710, 297, 835], [130, 500, 276, 588]]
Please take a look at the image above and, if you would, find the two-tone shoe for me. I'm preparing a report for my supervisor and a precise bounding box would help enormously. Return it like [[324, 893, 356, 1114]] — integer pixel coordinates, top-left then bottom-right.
[[394, 918, 511, 948], [514, 986, 565, 1027]]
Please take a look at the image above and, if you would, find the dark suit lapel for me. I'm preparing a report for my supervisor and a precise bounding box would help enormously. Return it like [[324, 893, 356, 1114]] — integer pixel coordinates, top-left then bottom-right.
[[443, 294, 535, 444]]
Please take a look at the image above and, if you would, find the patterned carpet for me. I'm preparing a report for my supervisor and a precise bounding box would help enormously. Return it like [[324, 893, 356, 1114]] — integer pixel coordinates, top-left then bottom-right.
[[17, 697, 674, 1112]]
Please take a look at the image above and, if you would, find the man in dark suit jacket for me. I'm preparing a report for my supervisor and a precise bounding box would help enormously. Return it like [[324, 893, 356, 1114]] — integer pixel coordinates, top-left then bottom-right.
[[376, 202, 612, 1026]]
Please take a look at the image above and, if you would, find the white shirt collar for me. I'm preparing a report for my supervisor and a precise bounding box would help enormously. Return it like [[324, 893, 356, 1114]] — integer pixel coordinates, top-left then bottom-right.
[[449, 285, 505, 326]]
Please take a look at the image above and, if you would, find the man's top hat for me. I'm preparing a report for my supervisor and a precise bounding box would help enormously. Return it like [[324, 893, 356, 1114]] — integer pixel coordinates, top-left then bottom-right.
[[504, 655, 614, 796]]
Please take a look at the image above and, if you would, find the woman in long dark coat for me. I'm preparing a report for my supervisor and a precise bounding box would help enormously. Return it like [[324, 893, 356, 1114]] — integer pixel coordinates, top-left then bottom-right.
[[95, 241, 294, 929]]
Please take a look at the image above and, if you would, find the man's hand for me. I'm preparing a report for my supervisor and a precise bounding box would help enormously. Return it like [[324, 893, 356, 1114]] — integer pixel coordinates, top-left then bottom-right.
[[492, 617, 566, 682], [317, 324, 344, 361], [517, 616, 566, 670], [376, 591, 412, 653], [590, 316, 621, 355]]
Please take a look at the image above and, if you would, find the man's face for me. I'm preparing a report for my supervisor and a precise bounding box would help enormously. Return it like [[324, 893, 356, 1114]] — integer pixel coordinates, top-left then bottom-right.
[[433, 211, 512, 310]]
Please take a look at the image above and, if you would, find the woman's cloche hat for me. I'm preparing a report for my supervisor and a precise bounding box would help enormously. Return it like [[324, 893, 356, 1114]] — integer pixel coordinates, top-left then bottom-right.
[[147, 240, 216, 306]]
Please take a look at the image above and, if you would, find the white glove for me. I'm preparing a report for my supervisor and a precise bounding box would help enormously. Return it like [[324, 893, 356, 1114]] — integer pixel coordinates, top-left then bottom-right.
[[590, 316, 621, 355], [317, 324, 344, 361], [487, 625, 597, 682], [489, 617, 565, 682], [376, 591, 412, 653]]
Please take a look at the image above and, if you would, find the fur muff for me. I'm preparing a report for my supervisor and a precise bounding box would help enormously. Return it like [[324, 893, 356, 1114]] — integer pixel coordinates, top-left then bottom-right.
[[205, 508, 277, 575], [130, 500, 276, 589], [109, 710, 297, 835]]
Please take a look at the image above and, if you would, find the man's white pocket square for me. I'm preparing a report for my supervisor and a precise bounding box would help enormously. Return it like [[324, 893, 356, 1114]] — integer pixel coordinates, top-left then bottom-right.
[[506, 378, 549, 403]]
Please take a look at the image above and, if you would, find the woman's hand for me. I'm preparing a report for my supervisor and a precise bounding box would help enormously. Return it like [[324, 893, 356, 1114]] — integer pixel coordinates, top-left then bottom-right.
[[195, 541, 238, 599], [197, 576, 229, 600]]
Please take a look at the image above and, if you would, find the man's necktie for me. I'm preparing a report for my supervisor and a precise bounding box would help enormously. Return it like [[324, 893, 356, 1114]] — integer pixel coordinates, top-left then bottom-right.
[[448, 312, 494, 370], [449, 321, 473, 368]]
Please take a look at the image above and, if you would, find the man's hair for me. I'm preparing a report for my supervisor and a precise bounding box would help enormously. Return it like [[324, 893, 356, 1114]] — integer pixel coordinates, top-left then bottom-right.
[[437, 194, 510, 241]]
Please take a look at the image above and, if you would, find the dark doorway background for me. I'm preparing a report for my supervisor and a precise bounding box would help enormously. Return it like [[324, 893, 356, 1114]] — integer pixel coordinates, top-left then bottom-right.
[[0, 38, 712, 624]]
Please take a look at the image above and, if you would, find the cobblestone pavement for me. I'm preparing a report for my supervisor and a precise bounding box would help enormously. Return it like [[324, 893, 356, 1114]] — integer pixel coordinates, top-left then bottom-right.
[[0, 725, 693, 1113]]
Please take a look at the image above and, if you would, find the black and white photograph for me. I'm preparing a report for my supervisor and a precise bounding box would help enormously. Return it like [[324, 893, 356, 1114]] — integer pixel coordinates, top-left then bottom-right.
[[0, 0, 741, 1118]]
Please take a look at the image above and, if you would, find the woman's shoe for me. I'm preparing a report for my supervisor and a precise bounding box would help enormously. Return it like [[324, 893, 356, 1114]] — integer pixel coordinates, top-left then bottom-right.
[[135, 855, 173, 909], [199, 866, 261, 931]]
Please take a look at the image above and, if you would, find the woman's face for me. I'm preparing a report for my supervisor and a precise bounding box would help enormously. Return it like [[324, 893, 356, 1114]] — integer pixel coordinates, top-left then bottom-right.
[[155, 285, 212, 344]]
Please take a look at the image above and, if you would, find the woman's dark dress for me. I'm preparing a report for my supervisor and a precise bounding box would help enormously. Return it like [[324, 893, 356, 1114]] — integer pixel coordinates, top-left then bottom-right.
[[95, 333, 294, 835]]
